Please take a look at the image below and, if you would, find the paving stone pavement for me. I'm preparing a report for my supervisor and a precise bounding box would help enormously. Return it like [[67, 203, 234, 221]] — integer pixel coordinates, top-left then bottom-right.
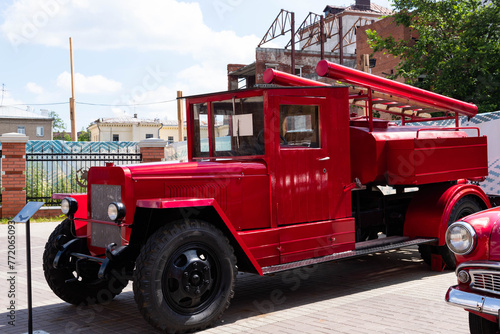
[[0, 221, 470, 334]]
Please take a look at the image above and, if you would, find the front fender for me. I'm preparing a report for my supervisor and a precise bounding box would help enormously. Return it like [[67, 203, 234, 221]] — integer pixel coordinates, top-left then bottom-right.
[[136, 197, 263, 275], [403, 184, 490, 245]]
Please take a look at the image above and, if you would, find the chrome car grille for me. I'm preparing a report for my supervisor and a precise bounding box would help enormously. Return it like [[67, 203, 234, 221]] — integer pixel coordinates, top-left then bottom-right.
[[471, 270, 500, 295]]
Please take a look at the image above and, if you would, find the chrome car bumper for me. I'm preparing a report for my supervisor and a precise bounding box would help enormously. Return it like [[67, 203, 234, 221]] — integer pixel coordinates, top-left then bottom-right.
[[446, 285, 500, 316]]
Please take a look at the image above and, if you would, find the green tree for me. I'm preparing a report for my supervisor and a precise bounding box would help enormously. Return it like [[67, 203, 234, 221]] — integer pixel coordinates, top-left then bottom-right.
[[49, 111, 66, 131], [367, 0, 500, 113], [78, 127, 90, 141], [53, 132, 71, 141]]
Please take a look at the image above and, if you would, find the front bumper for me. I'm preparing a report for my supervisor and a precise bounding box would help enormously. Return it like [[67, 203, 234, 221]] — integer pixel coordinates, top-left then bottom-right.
[[446, 285, 500, 316]]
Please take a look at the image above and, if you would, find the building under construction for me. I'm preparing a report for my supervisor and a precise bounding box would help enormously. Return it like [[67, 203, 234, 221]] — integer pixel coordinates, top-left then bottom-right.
[[228, 0, 402, 90]]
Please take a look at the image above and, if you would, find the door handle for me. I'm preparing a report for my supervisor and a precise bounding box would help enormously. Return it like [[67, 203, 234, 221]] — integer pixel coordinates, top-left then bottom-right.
[[318, 157, 330, 161]]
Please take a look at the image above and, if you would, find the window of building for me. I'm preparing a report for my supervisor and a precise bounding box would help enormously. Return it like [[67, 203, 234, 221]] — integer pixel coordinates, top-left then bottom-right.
[[295, 66, 303, 77], [167, 136, 174, 144], [184, 136, 187, 141], [146, 134, 153, 139], [113, 134, 119, 141], [265, 64, 278, 70], [36, 126, 44, 137], [17, 126, 25, 134]]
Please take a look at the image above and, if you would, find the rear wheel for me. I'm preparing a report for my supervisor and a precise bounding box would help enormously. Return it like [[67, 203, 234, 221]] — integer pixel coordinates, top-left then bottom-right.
[[418, 197, 482, 269], [133, 220, 237, 333], [469, 312, 499, 334], [440, 197, 482, 269]]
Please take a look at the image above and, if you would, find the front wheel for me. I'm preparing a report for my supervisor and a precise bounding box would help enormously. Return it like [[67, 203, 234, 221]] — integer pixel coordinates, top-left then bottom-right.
[[469, 312, 499, 334], [133, 220, 237, 333], [43, 219, 127, 305]]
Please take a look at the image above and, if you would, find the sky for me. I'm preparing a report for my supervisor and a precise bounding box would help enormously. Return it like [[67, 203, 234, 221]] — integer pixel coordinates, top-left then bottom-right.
[[0, 0, 392, 132]]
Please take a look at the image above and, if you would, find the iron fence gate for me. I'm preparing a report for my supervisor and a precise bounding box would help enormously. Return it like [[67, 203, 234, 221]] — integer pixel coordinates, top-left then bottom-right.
[[26, 141, 141, 205]]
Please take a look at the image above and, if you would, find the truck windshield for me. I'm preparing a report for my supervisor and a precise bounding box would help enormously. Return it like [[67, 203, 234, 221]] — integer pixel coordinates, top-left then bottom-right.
[[192, 96, 265, 158]]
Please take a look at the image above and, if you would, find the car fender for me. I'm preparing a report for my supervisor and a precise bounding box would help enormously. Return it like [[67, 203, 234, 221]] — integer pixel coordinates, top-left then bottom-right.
[[403, 184, 490, 245], [136, 197, 263, 275]]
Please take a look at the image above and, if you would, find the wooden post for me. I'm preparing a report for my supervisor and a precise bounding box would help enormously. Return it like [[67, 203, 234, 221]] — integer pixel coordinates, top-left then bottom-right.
[[177, 91, 184, 142], [69, 37, 77, 141], [362, 54, 370, 73], [339, 16, 343, 65], [320, 16, 325, 60]]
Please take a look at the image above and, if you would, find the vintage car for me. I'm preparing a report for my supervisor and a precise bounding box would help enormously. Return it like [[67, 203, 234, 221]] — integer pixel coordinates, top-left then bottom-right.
[[446, 205, 500, 333]]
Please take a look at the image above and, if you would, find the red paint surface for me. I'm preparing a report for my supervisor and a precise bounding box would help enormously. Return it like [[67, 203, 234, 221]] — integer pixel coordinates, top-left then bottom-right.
[[72, 72, 489, 274]]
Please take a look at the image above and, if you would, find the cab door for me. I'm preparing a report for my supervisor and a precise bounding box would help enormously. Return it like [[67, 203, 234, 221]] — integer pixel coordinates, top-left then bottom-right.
[[272, 94, 336, 225]]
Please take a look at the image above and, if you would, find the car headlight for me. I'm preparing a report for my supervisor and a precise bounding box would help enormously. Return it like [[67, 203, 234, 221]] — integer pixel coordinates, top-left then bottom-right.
[[61, 197, 78, 216], [446, 221, 477, 255], [107, 202, 126, 222]]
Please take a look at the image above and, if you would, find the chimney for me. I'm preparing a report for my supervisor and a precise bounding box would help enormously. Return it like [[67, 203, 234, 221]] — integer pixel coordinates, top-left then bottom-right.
[[355, 0, 371, 10]]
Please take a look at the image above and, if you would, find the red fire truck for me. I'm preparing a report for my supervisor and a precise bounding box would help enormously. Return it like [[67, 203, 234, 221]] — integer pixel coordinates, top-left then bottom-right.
[[43, 60, 490, 333]]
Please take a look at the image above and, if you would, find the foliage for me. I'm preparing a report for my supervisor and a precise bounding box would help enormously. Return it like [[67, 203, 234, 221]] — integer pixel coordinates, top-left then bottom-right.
[[26, 162, 86, 203], [78, 128, 90, 141], [49, 111, 66, 131], [0, 215, 65, 224], [366, 0, 500, 113], [53, 132, 71, 141]]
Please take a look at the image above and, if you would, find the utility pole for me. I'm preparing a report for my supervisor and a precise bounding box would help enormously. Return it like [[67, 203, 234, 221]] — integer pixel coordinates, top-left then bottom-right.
[[69, 37, 77, 141]]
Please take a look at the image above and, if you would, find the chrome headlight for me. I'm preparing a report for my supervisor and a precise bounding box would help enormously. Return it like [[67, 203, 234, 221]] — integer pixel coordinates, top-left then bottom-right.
[[446, 221, 477, 255], [61, 197, 78, 216], [107, 202, 126, 222]]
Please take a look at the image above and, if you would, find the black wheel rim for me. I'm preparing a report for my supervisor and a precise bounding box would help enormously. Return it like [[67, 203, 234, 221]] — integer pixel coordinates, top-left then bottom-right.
[[162, 243, 221, 314]]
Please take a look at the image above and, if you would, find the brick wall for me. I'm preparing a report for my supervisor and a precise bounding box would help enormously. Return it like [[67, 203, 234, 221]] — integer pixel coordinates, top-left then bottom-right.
[[255, 48, 355, 85], [356, 16, 416, 81], [0, 133, 28, 219], [0, 118, 53, 140], [138, 138, 167, 163]]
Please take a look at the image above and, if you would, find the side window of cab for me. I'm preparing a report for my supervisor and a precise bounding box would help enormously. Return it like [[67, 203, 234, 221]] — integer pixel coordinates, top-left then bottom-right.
[[279, 105, 320, 148]]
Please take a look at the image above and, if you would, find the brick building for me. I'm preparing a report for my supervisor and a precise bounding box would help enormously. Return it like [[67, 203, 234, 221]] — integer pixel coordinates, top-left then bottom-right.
[[0, 106, 53, 140], [356, 16, 416, 81]]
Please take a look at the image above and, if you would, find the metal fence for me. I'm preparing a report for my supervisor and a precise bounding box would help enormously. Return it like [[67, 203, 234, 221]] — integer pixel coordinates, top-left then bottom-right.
[[26, 141, 141, 205]]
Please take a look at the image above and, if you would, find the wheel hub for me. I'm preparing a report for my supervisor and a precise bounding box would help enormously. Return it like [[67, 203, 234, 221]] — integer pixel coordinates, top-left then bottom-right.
[[181, 260, 211, 296]]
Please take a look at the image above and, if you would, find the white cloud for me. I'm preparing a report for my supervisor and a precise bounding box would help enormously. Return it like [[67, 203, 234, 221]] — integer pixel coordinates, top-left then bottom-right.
[[56, 71, 122, 95], [0, 90, 25, 108], [0, 0, 259, 63], [26, 82, 44, 94]]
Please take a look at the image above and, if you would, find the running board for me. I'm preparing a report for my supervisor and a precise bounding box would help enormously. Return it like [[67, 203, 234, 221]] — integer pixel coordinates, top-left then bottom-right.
[[261, 237, 438, 275]]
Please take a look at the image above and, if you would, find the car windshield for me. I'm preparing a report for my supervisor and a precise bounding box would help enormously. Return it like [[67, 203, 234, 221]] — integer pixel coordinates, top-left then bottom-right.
[[192, 95, 265, 158]]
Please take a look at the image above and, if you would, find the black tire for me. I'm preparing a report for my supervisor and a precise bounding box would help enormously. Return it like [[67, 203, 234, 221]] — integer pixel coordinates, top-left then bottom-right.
[[43, 219, 128, 305], [439, 197, 483, 269], [469, 312, 499, 334], [418, 244, 432, 266], [133, 220, 237, 333]]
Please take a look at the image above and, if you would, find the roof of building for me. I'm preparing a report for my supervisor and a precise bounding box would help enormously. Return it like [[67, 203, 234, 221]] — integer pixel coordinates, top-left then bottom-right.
[[162, 120, 187, 127], [92, 116, 161, 126], [324, 3, 393, 16], [0, 106, 53, 119]]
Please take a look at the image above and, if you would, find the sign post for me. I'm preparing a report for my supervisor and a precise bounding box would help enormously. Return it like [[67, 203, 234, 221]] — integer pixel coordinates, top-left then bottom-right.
[[11, 202, 44, 334]]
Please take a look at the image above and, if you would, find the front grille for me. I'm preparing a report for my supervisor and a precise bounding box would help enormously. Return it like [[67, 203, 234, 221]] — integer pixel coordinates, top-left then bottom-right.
[[91, 184, 121, 221], [91, 222, 122, 248], [471, 270, 500, 295]]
